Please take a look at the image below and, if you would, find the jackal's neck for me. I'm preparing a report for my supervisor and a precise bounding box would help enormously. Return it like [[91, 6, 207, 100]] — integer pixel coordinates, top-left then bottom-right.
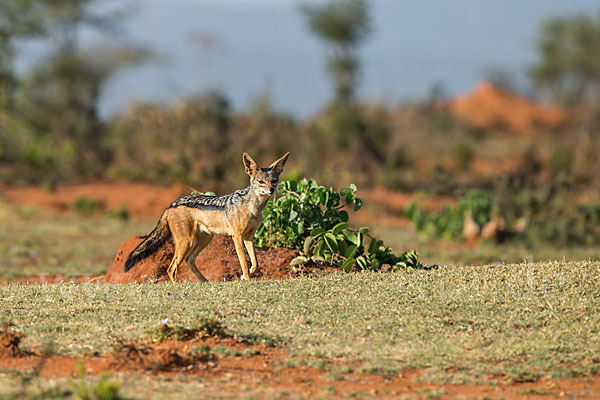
[[239, 184, 271, 215]]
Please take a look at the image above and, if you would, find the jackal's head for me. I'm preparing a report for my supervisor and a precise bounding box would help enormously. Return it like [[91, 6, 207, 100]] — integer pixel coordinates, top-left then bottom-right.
[[243, 152, 289, 197]]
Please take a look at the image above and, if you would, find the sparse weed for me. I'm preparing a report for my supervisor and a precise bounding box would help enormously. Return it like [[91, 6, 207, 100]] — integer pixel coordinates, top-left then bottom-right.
[[242, 348, 262, 357], [193, 316, 227, 338], [73, 197, 104, 215], [71, 359, 124, 400], [147, 324, 190, 343], [108, 206, 129, 221], [520, 388, 552, 395], [187, 345, 216, 361], [308, 359, 330, 370], [235, 332, 281, 348], [212, 346, 241, 357], [147, 317, 227, 343], [327, 373, 346, 381], [360, 365, 398, 378]]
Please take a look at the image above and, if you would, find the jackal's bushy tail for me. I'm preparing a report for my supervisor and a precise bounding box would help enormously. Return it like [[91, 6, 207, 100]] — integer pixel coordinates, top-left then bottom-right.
[[124, 216, 171, 272]]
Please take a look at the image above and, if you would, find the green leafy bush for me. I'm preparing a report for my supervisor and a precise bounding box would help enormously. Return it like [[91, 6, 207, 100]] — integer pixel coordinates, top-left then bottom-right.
[[496, 176, 600, 247], [548, 147, 573, 174], [405, 189, 494, 240], [255, 178, 423, 271]]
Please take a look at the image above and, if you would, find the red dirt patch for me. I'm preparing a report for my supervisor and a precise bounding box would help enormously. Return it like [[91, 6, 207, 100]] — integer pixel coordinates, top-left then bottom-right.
[[1, 181, 186, 218], [110, 337, 216, 373], [0, 336, 273, 379], [1, 337, 599, 399], [104, 234, 316, 283]]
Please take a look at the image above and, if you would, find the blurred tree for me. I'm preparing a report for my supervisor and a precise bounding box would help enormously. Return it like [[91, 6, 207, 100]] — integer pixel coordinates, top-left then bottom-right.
[[15, 0, 148, 176], [19, 46, 147, 174], [232, 92, 297, 161], [107, 91, 233, 188], [531, 10, 600, 184], [300, 0, 391, 185], [530, 11, 600, 111], [483, 67, 519, 93], [0, 0, 45, 109], [300, 0, 371, 106]]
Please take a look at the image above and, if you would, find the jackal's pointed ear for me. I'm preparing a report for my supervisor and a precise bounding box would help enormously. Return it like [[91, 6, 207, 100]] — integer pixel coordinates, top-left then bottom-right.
[[242, 152, 259, 177], [268, 152, 289, 176]]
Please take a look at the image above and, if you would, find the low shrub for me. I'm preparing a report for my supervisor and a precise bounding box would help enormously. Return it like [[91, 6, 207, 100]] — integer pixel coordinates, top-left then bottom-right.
[[73, 197, 104, 215], [405, 189, 494, 240], [147, 317, 226, 343], [407, 180, 600, 246], [188, 344, 216, 361], [255, 178, 423, 271], [499, 180, 600, 247], [453, 141, 474, 170]]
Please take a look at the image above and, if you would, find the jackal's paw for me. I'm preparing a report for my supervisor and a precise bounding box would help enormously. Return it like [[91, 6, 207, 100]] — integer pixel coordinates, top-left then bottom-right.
[[249, 267, 257, 275], [240, 274, 249, 281]]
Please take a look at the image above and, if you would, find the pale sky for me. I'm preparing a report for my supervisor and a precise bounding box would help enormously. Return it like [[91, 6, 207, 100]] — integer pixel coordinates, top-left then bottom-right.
[[89, 0, 600, 119]]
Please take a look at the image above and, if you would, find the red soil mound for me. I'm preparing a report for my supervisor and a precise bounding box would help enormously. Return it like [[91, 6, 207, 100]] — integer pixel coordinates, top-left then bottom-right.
[[449, 81, 572, 134], [105, 234, 303, 283]]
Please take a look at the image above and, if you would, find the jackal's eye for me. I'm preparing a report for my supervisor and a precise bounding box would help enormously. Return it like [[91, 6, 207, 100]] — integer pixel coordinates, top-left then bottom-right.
[[258, 179, 266, 184]]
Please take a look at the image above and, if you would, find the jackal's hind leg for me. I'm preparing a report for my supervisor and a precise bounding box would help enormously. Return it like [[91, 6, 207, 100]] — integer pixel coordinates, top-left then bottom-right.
[[167, 242, 191, 283], [186, 233, 212, 282]]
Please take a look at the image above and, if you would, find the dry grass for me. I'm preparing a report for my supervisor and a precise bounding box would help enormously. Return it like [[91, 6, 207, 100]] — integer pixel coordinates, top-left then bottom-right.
[[2, 261, 599, 385], [0, 200, 154, 277]]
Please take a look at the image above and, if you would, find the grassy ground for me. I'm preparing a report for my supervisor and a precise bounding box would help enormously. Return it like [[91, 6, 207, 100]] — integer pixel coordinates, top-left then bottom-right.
[[1, 200, 599, 398], [0, 374, 249, 400], [3, 262, 600, 385], [0, 200, 154, 277]]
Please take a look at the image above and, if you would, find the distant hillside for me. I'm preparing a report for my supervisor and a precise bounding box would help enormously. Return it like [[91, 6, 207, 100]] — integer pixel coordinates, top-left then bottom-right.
[[448, 81, 572, 134]]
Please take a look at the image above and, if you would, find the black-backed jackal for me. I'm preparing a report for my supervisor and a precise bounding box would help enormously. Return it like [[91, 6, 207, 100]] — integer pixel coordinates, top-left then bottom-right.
[[124, 152, 289, 282]]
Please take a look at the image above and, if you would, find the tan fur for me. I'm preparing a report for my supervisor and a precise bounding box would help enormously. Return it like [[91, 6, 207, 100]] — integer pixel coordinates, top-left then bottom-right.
[[150, 152, 289, 282]]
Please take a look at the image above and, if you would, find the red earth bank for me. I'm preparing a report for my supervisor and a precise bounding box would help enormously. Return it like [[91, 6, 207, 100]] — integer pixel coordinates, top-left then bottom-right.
[[105, 234, 307, 283]]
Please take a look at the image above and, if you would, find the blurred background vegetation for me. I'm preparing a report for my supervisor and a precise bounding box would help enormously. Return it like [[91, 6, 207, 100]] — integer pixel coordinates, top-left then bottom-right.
[[1, 0, 600, 253]]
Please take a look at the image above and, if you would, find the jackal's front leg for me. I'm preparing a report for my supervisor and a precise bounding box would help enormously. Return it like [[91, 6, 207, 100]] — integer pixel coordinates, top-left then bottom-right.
[[233, 234, 251, 281], [244, 239, 258, 276]]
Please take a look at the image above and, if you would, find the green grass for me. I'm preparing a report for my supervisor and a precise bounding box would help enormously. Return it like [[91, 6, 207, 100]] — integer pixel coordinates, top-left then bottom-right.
[[2, 262, 599, 385], [0, 200, 154, 277]]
